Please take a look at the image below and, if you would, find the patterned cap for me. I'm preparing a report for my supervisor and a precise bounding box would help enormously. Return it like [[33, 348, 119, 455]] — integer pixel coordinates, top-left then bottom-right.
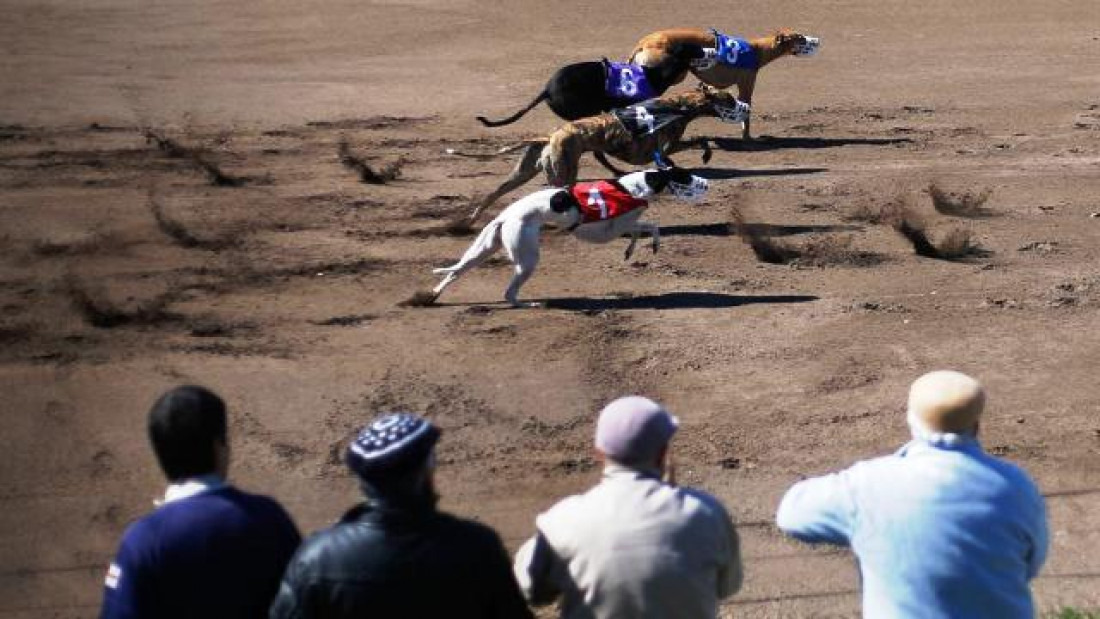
[[345, 413, 440, 479]]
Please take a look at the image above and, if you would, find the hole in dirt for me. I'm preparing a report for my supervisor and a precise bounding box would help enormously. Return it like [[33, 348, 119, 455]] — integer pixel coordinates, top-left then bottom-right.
[[398, 290, 440, 308]]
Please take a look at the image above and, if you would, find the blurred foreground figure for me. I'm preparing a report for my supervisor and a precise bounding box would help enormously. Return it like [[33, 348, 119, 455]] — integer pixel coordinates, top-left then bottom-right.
[[777, 370, 1049, 618], [514, 396, 742, 619], [101, 386, 301, 619], [270, 413, 532, 619]]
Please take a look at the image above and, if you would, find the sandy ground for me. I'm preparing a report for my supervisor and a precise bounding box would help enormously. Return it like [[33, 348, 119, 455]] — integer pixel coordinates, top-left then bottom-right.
[[2, 0, 1099, 616]]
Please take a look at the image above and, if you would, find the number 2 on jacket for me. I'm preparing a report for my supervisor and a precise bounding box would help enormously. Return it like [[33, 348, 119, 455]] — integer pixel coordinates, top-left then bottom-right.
[[586, 187, 609, 220]]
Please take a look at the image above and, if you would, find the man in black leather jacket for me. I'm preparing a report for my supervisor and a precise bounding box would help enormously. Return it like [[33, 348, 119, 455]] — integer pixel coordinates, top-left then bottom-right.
[[269, 413, 533, 619]]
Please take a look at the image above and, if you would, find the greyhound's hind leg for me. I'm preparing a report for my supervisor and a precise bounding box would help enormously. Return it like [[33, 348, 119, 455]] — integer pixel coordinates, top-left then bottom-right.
[[501, 219, 542, 307], [467, 143, 543, 224], [432, 221, 504, 298], [640, 221, 660, 254]]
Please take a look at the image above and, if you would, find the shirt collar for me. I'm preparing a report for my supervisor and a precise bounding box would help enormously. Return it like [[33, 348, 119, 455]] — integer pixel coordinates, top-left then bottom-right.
[[603, 462, 663, 480], [898, 436, 982, 458], [159, 474, 226, 506], [906, 408, 980, 450]]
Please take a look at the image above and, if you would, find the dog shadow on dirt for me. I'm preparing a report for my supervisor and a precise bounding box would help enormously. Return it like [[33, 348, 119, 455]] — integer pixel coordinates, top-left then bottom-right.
[[659, 222, 862, 238], [690, 166, 828, 180], [542, 291, 819, 311], [703, 135, 913, 152]]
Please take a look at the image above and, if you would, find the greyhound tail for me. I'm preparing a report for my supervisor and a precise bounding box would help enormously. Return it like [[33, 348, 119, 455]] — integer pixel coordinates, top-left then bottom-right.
[[433, 219, 504, 276], [476, 91, 549, 127]]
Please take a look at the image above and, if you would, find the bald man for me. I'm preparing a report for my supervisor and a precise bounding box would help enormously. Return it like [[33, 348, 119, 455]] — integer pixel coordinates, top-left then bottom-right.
[[776, 371, 1048, 618]]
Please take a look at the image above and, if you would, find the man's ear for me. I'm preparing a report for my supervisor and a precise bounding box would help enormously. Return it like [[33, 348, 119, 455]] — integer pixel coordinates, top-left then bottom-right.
[[214, 437, 230, 479]]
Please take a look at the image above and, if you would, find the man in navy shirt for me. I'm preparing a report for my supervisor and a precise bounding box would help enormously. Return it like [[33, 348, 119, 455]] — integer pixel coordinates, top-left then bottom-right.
[[101, 385, 301, 619]]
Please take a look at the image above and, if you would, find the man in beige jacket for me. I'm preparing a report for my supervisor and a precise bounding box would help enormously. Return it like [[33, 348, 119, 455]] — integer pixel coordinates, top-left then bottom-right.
[[513, 396, 742, 618]]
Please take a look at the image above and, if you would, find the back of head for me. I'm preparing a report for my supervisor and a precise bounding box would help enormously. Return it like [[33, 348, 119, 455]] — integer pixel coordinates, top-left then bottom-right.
[[346, 413, 441, 503], [907, 370, 985, 437], [595, 396, 679, 469], [148, 385, 227, 482]]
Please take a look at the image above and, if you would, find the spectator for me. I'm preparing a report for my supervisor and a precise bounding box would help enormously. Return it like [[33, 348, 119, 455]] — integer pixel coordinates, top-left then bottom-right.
[[101, 385, 301, 619], [269, 412, 532, 618], [514, 396, 742, 619], [776, 370, 1049, 618]]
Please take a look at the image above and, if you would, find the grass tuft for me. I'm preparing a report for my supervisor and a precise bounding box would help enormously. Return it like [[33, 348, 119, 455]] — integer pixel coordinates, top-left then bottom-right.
[[147, 190, 240, 250], [143, 129, 244, 187], [338, 138, 403, 185]]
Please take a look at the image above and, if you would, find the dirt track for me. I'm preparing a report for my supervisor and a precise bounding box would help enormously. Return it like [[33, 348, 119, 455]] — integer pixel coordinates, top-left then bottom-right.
[[2, 0, 1099, 616]]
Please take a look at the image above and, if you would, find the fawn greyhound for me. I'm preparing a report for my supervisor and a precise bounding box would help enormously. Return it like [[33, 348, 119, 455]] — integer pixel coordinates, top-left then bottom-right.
[[630, 28, 820, 139]]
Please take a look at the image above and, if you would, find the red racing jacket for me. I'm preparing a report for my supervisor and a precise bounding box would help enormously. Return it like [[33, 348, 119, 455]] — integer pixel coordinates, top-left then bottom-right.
[[570, 180, 649, 224]]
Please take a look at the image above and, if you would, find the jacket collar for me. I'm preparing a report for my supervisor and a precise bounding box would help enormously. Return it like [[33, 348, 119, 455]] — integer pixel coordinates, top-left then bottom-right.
[[341, 493, 438, 526], [159, 474, 226, 506]]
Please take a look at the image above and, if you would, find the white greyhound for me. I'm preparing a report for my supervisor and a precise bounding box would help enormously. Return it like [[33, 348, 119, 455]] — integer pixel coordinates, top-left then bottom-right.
[[431, 167, 708, 307]]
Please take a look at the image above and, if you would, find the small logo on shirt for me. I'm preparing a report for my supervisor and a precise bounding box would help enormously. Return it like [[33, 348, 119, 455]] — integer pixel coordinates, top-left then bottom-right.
[[105, 563, 121, 589]]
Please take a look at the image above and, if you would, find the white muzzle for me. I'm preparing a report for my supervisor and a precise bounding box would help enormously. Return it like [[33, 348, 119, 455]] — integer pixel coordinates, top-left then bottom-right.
[[793, 37, 821, 57], [715, 100, 751, 125], [668, 175, 710, 202]]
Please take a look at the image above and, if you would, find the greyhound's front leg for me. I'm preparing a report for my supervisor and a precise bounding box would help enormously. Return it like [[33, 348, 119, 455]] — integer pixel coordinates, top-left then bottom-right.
[[738, 77, 757, 141], [695, 137, 713, 164], [594, 152, 627, 177], [624, 228, 640, 261]]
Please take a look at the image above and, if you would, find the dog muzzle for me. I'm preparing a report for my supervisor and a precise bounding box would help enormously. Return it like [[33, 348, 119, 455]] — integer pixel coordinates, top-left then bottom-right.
[[793, 37, 820, 57], [715, 100, 751, 124], [668, 175, 710, 202]]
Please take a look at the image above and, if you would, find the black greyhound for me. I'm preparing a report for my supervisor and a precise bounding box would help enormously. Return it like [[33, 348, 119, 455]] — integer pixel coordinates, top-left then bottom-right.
[[476, 43, 706, 127]]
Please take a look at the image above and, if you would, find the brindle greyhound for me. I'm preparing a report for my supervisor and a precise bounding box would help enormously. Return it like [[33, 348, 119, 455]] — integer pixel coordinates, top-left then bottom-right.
[[630, 28, 819, 139], [466, 87, 747, 224]]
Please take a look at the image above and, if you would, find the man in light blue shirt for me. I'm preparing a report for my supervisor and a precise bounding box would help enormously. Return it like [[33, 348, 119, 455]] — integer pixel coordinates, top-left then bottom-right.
[[776, 370, 1048, 618]]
